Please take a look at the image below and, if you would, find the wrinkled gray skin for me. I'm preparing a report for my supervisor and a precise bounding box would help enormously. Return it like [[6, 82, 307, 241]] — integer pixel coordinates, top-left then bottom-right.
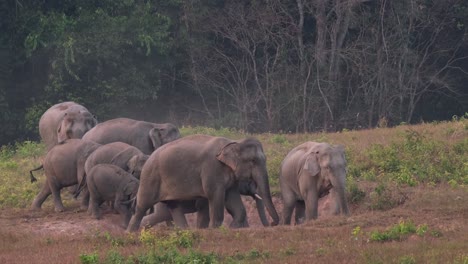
[[82, 118, 180, 155], [39, 102, 98, 150], [87, 164, 139, 228], [141, 180, 269, 228], [127, 135, 279, 232], [279, 142, 349, 225], [31, 139, 101, 212], [76, 142, 148, 208], [84, 142, 149, 179]]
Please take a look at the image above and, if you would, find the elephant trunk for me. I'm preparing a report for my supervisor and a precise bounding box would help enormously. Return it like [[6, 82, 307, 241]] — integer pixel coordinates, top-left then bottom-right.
[[253, 195, 269, 227], [331, 172, 349, 215], [254, 173, 279, 226]]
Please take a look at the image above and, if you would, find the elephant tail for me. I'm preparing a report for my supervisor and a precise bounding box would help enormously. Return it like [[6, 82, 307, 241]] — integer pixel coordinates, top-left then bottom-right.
[[73, 174, 88, 199], [29, 164, 43, 183]]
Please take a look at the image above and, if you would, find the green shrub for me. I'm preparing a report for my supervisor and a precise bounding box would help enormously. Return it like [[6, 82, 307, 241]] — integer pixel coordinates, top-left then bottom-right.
[[369, 220, 429, 242], [79, 252, 99, 264]]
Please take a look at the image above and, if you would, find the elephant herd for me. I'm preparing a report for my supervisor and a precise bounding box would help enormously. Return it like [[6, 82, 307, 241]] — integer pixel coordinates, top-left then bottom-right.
[[30, 101, 350, 232]]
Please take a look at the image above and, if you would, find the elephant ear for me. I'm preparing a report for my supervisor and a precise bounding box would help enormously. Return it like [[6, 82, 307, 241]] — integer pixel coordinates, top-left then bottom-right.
[[127, 155, 139, 173], [111, 148, 139, 170], [216, 142, 239, 171], [57, 114, 67, 143], [303, 152, 321, 176], [149, 128, 163, 150], [123, 180, 139, 197]]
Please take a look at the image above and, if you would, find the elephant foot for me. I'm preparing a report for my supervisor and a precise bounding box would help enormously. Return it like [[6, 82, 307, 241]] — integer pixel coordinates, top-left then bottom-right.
[[31, 205, 42, 211], [54, 206, 65, 213]]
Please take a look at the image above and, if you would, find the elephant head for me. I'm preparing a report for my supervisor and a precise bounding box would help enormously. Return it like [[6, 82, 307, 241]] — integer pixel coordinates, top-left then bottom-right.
[[216, 138, 280, 226], [303, 144, 349, 215], [148, 123, 181, 150], [57, 111, 98, 143], [111, 147, 149, 179]]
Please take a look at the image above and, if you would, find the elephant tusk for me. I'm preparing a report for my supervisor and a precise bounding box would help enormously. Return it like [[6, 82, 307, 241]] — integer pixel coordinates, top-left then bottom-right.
[[254, 194, 263, 200]]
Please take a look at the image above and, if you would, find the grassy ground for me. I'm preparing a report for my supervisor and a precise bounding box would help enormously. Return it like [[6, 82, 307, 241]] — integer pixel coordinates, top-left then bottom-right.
[[0, 117, 467, 263]]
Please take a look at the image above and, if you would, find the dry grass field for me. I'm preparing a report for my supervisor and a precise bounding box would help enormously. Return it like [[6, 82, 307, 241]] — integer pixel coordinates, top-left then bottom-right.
[[0, 117, 467, 263]]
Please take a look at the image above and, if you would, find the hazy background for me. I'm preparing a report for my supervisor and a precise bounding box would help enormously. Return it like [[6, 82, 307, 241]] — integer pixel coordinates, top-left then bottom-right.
[[1, 0, 467, 145]]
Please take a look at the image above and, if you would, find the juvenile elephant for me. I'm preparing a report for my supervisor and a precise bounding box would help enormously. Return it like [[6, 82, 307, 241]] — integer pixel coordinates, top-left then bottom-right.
[[141, 180, 269, 228], [84, 142, 149, 179], [31, 139, 101, 212], [76, 142, 148, 207], [127, 135, 279, 232], [87, 164, 139, 228], [82, 118, 180, 155], [280, 142, 349, 225], [39, 102, 98, 150]]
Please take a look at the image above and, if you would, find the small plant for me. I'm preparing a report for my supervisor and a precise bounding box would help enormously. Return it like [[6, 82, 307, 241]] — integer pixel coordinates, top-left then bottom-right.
[[347, 177, 365, 203], [369, 220, 422, 242], [352, 226, 362, 241], [399, 255, 416, 264], [271, 134, 288, 144], [79, 252, 99, 264]]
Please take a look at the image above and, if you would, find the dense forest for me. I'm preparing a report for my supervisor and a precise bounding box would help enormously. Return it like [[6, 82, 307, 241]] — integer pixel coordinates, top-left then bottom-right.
[[1, 0, 467, 145]]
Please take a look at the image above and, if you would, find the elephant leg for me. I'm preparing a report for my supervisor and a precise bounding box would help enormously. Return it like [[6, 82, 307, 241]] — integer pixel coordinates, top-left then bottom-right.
[[304, 189, 319, 221], [141, 204, 173, 228], [168, 206, 189, 228], [31, 182, 52, 210], [89, 196, 102, 219], [208, 190, 225, 228], [80, 188, 90, 210], [294, 201, 305, 225], [280, 191, 296, 225], [196, 199, 209, 229], [225, 189, 248, 228], [48, 181, 65, 212]]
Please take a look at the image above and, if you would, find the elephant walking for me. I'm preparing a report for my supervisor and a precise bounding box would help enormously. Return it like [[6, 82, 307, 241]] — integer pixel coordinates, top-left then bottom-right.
[[141, 180, 270, 228], [127, 135, 279, 232], [31, 139, 101, 212], [279, 142, 349, 225], [82, 118, 180, 155], [87, 164, 139, 228]]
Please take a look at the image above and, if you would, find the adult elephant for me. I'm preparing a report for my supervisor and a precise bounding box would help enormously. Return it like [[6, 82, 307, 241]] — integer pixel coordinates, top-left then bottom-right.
[[82, 118, 180, 155], [31, 139, 101, 212], [127, 135, 279, 232], [279, 142, 349, 225], [141, 180, 270, 228], [39, 102, 98, 150]]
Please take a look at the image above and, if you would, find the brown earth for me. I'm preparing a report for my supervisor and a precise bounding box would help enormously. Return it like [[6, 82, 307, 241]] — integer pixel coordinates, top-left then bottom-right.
[[0, 184, 467, 263]]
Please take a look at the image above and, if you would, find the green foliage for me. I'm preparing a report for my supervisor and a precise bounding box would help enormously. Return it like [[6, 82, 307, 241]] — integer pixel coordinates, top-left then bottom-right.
[[229, 249, 271, 262], [347, 177, 366, 203], [79, 252, 99, 264], [139, 229, 199, 249], [271, 134, 288, 144], [369, 220, 434, 242], [399, 255, 416, 264], [361, 130, 468, 185], [368, 183, 398, 210]]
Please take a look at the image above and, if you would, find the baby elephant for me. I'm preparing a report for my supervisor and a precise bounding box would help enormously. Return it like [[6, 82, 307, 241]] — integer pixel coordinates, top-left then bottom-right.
[[87, 164, 139, 228]]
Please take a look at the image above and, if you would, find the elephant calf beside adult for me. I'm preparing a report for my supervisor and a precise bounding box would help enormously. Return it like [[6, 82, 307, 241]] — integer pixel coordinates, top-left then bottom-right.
[[279, 142, 349, 225], [87, 164, 139, 228], [141, 180, 270, 229], [82, 118, 180, 155], [127, 135, 279, 232]]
